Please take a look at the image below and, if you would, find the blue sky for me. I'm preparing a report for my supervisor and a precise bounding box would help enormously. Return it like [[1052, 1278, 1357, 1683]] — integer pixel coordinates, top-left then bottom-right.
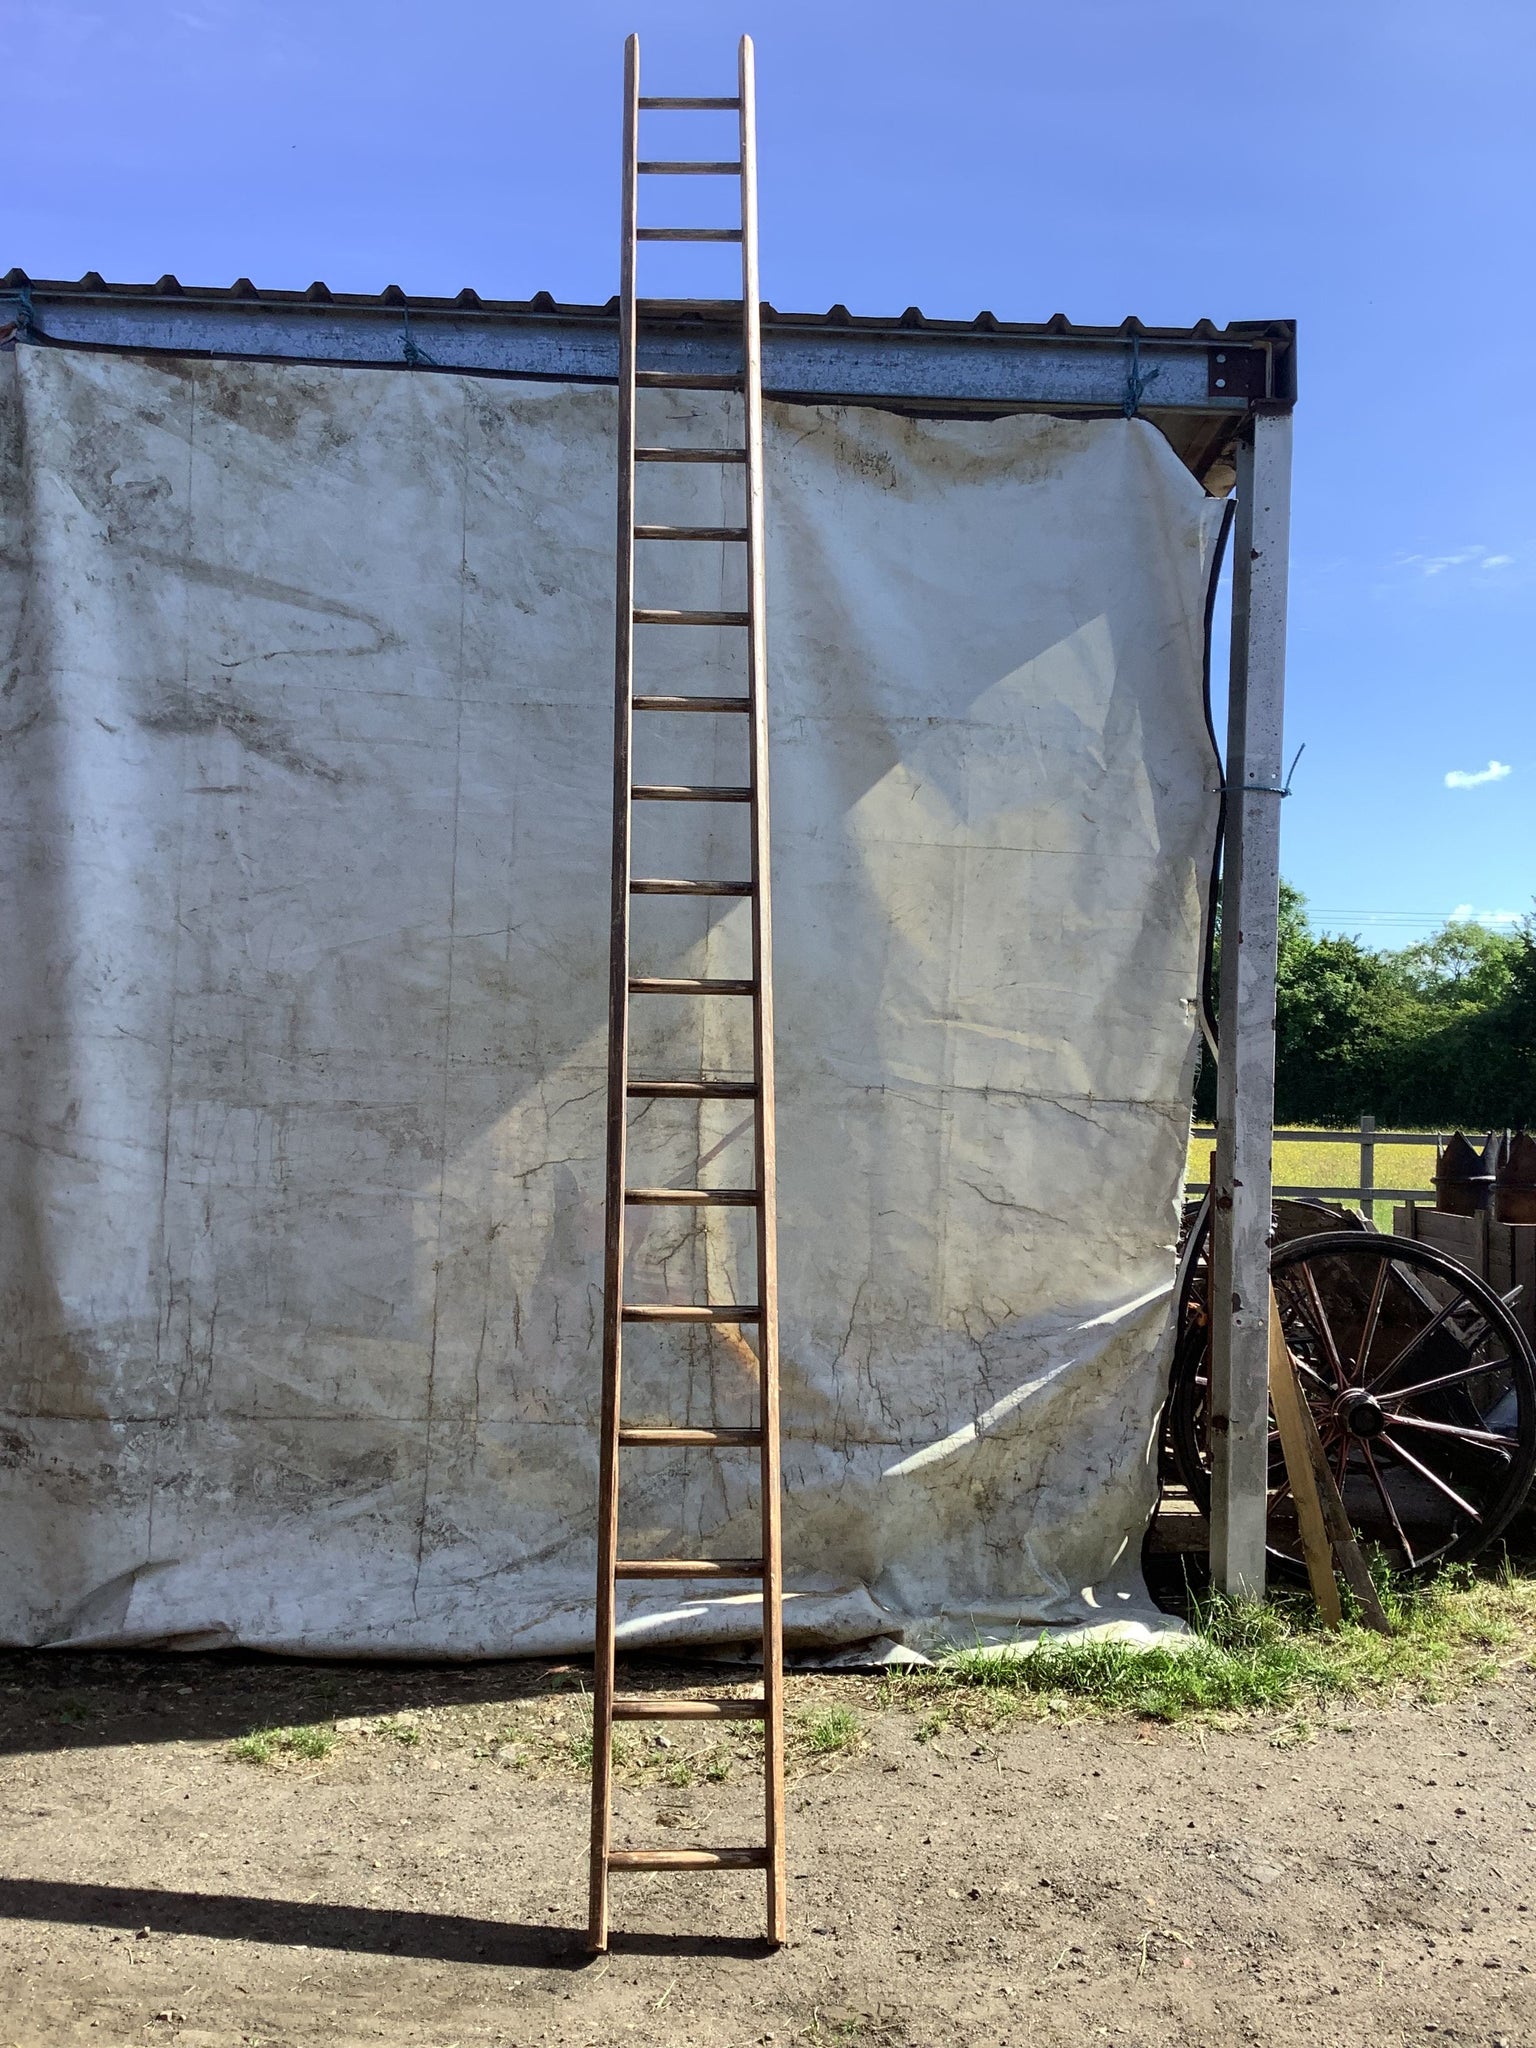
[[8, 0, 1533, 946]]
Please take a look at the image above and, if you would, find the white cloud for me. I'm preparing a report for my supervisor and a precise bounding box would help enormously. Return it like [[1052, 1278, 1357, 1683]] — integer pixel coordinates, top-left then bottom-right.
[[1448, 902, 1523, 928], [1445, 760, 1512, 789], [1399, 546, 1515, 577]]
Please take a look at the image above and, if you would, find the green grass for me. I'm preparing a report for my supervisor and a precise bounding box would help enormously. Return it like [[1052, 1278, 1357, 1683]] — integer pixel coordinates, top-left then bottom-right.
[[566, 1724, 597, 1773], [798, 1704, 866, 1756], [890, 1562, 1536, 1733], [230, 1728, 280, 1766], [229, 1722, 339, 1766], [287, 1722, 337, 1760]]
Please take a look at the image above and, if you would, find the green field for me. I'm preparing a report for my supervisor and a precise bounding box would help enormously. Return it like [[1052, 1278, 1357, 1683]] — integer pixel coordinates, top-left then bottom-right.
[[1187, 1131, 1440, 1230]]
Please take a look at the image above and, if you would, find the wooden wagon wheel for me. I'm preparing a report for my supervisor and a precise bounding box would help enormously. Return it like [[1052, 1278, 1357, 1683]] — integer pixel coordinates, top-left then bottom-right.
[[1168, 1222, 1536, 1574], [1163, 1196, 1363, 1493]]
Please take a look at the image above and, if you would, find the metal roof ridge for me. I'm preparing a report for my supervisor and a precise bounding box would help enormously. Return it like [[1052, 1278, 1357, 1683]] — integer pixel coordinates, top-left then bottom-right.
[[0, 271, 1294, 345]]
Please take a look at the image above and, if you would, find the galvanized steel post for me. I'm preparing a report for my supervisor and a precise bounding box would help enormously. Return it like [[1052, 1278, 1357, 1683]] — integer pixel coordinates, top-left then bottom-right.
[[1210, 412, 1292, 1599]]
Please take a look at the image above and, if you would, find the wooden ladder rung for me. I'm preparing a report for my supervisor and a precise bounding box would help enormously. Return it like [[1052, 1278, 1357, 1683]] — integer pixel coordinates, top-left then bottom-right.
[[615, 1558, 766, 1579], [631, 695, 751, 713], [628, 975, 755, 995], [637, 227, 744, 242], [608, 1847, 769, 1870], [630, 95, 741, 110], [630, 878, 753, 896], [627, 1077, 757, 1096], [633, 381, 743, 398], [635, 446, 748, 464], [631, 783, 751, 801], [625, 1186, 759, 1206], [617, 1426, 764, 1448], [636, 295, 745, 316], [611, 1695, 764, 1718], [634, 299, 749, 323], [633, 608, 750, 627], [638, 95, 741, 109], [634, 520, 750, 536], [637, 162, 743, 176], [622, 1303, 762, 1323]]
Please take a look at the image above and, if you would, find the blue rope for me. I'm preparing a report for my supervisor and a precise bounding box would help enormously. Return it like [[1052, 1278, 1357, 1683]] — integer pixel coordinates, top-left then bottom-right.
[[1122, 332, 1161, 417], [401, 303, 437, 368], [1243, 742, 1307, 798], [2, 280, 35, 345]]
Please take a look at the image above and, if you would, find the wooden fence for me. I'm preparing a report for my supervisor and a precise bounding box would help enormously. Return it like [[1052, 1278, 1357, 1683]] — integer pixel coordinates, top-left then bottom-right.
[[1187, 1113, 1435, 1214]]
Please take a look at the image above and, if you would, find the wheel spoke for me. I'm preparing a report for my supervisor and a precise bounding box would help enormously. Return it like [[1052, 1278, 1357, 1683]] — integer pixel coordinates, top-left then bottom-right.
[[1384, 1413, 1514, 1460], [1364, 1293, 1464, 1395], [1362, 1439, 1416, 1569], [1377, 1358, 1512, 1406], [1377, 1432, 1483, 1523], [1353, 1254, 1392, 1383], [1298, 1266, 1349, 1389], [1293, 1355, 1336, 1400]]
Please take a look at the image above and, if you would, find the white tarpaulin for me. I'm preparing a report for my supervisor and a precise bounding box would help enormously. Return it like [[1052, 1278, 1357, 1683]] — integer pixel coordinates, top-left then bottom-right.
[[0, 345, 1223, 1656]]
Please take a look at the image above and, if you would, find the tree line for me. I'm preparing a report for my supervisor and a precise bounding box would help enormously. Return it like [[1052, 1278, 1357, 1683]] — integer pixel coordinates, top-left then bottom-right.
[[1194, 884, 1536, 1129]]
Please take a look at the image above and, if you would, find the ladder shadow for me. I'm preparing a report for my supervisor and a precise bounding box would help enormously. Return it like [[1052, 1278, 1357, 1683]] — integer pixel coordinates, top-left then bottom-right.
[[600, 1930, 779, 1959], [0, 1650, 598, 1757], [0, 1877, 584, 1969]]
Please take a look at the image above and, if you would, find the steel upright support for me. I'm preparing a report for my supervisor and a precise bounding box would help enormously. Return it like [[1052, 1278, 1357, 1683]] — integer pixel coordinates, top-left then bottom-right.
[[1210, 411, 1292, 1599]]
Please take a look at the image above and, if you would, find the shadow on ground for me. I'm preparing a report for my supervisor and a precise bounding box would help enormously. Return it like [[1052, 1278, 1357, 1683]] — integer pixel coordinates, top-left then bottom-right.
[[0, 1876, 773, 1964], [0, 1647, 777, 1759]]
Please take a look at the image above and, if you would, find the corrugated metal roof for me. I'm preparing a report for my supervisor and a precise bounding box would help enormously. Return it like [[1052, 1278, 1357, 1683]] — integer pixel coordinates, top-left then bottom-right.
[[1, 269, 1294, 354], [0, 272, 1295, 491]]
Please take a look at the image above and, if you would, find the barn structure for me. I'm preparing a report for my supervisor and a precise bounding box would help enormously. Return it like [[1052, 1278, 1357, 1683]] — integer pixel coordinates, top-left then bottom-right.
[[0, 267, 1294, 1655]]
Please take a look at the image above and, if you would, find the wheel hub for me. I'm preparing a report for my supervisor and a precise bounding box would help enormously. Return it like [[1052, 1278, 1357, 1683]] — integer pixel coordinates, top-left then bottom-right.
[[1335, 1385, 1386, 1438]]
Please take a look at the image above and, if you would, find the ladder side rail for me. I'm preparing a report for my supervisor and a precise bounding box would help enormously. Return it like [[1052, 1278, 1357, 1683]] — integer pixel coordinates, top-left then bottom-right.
[[738, 31, 787, 1947], [588, 26, 641, 1958]]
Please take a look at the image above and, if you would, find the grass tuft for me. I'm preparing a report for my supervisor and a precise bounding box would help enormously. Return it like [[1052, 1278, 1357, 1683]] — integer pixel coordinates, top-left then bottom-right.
[[229, 1722, 340, 1767], [566, 1726, 594, 1774], [799, 1705, 866, 1756], [889, 1561, 1536, 1730], [230, 1728, 280, 1766], [287, 1722, 337, 1760]]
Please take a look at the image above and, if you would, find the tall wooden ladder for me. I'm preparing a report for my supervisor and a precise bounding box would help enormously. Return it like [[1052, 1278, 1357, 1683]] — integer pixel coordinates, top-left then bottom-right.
[[587, 32, 786, 1953]]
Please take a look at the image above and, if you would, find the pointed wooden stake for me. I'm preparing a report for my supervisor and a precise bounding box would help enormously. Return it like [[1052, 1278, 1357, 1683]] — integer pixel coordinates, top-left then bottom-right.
[[1266, 1285, 1342, 1626], [1268, 1285, 1392, 1634]]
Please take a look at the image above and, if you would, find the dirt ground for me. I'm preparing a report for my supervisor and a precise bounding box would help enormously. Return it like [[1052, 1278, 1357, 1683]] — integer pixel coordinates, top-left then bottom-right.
[[2, 1643, 1535, 2048]]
